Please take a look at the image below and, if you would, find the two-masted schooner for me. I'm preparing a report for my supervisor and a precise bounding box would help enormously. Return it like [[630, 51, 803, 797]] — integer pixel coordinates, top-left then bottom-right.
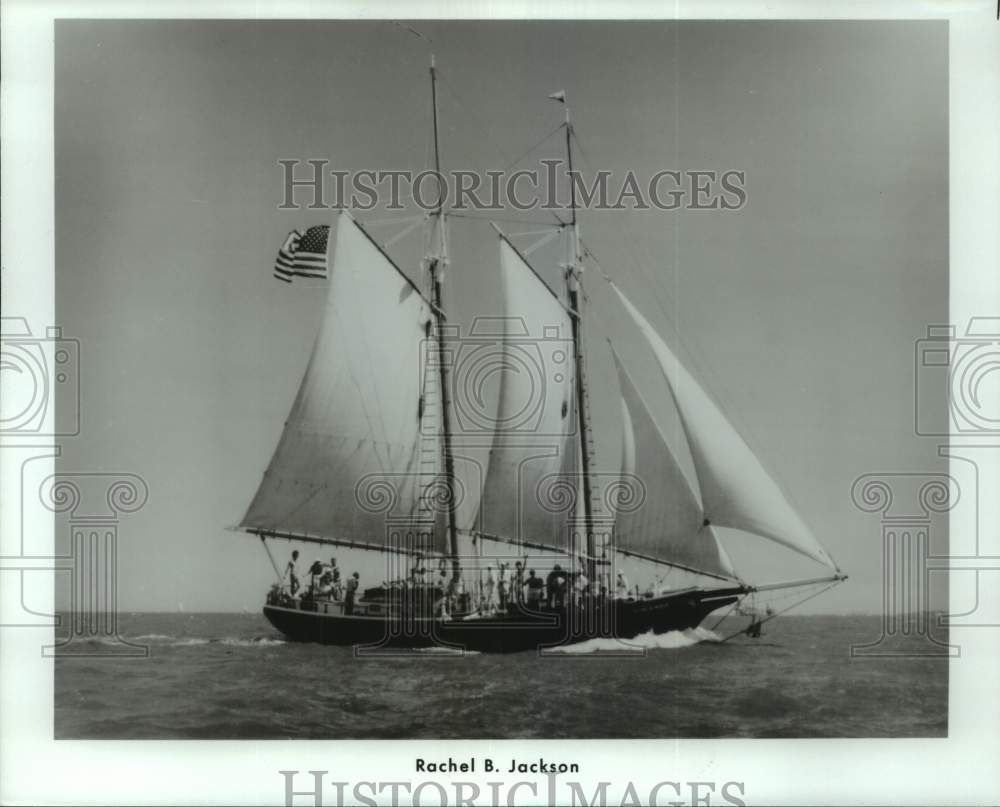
[[234, 56, 846, 653]]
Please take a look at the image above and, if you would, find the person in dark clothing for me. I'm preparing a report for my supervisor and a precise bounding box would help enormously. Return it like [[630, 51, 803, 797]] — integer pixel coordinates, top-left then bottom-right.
[[308, 559, 324, 594], [525, 569, 545, 607], [546, 564, 568, 608], [345, 571, 360, 615]]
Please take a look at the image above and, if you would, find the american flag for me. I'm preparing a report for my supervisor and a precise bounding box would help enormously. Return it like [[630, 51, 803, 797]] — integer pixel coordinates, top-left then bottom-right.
[[273, 225, 330, 282]]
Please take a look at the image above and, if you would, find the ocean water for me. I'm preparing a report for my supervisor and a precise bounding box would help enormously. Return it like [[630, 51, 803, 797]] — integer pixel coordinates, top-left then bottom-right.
[[54, 613, 948, 739]]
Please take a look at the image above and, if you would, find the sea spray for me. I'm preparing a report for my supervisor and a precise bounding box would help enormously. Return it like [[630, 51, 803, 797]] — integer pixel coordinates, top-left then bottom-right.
[[546, 627, 720, 654]]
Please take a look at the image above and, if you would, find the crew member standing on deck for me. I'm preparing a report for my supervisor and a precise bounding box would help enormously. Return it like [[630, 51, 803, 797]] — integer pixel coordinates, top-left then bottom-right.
[[615, 571, 630, 599], [308, 558, 324, 594], [573, 567, 589, 604], [410, 553, 428, 588], [547, 564, 568, 608], [345, 571, 360, 615], [525, 569, 544, 607], [497, 562, 509, 610], [513, 560, 526, 603], [329, 557, 342, 599], [484, 566, 497, 613], [284, 550, 300, 596]]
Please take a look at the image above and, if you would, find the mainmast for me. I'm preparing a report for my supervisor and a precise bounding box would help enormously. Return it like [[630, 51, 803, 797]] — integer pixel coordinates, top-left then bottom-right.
[[559, 96, 599, 587], [427, 55, 462, 583]]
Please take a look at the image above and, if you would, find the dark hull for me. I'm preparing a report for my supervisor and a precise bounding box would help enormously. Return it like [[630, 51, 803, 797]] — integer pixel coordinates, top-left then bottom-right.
[[262, 587, 744, 653]]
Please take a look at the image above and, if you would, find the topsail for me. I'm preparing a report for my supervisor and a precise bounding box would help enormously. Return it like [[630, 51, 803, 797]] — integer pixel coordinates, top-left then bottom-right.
[[611, 283, 838, 570], [240, 211, 446, 554]]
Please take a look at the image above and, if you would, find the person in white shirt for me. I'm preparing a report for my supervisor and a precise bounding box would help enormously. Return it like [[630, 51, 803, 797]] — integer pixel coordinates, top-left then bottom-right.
[[484, 566, 497, 613], [573, 569, 589, 605]]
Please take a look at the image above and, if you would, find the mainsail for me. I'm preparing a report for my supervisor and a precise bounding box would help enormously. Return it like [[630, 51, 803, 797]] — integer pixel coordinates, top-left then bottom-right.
[[240, 211, 446, 554], [612, 353, 736, 579], [610, 283, 838, 570], [475, 237, 577, 550]]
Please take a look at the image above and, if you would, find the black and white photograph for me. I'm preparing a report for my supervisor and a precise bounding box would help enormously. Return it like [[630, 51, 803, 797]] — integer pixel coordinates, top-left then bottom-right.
[[2, 3, 999, 805]]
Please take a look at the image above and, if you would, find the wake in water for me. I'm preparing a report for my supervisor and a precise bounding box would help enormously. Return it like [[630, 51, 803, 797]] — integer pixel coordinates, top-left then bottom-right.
[[126, 635, 286, 647], [119, 630, 718, 653], [547, 627, 720, 654]]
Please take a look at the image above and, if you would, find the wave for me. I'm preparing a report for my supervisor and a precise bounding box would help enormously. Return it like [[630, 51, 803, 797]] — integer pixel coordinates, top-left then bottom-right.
[[546, 627, 720, 654], [413, 646, 479, 656], [219, 637, 286, 647], [123, 635, 286, 648]]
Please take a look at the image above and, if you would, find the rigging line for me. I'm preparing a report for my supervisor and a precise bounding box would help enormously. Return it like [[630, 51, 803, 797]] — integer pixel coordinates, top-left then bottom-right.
[[717, 580, 843, 643], [361, 214, 427, 226], [259, 535, 283, 583], [567, 128, 676, 326], [558, 121, 676, 328], [435, 74, 516, 167], [382, 217, 426, 249], [507, 228, 563, 238], [567, 126, 599, 187], [707, 598, 741, 632], [498, 122, 567, 175], [448, 211, 566, 227], [391, 21, 433, 46], [524, 228, 562, 256], [433, 75, 569, 234], [613, 546, 738, 583]]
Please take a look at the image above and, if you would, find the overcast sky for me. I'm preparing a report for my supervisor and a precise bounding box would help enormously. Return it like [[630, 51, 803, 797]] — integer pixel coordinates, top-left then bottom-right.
[[53, 19, 948, 613]]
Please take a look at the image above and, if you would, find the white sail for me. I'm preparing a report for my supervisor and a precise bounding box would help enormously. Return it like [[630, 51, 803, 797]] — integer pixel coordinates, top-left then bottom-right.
[[613, 352, 735, 578], [240, 211, 446, 554], [611, 283, 837, 570], [476, 237, 577, 550]]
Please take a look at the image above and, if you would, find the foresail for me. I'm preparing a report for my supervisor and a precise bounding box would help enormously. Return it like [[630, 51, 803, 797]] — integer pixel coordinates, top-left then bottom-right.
[[476, 237, 577, 550], [240, 211, 447, 554], [613, 352, 735, 578], [611, 283, 837, 570]]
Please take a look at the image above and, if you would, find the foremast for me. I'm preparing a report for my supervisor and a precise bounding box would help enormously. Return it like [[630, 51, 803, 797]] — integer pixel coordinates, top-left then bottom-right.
[[427, 55, 462, 584], [559, 96, 600, 588]]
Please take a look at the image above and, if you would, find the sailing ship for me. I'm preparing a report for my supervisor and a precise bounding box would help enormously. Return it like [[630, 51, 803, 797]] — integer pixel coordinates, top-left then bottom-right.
[[235, 56, 846, 653]]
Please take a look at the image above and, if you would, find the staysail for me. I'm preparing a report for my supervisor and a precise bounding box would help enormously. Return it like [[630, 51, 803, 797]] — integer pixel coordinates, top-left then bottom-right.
[[240, 211, 446, 554], [475, 236, 577, 550], [611, 283, 837, 570], [612, 352, 736, 579]]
